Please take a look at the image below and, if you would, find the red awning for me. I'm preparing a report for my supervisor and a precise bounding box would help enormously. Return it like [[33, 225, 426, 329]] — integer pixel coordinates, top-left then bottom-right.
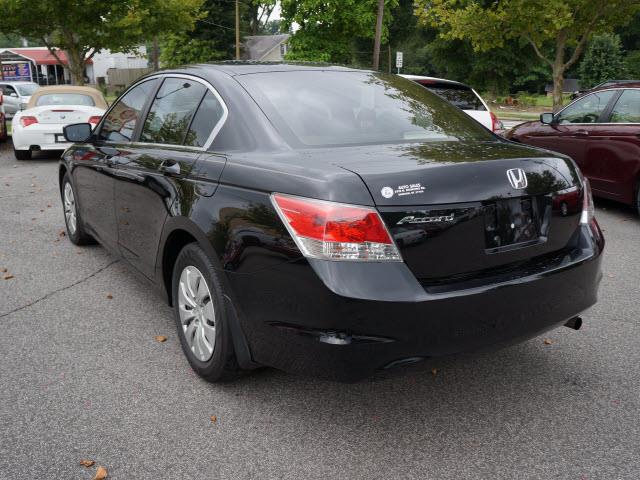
[[7, 48, 93, 65]]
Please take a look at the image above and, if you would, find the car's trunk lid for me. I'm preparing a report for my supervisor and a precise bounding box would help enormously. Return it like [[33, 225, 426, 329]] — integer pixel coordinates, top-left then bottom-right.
[[30, 105, 98, 125], [310, 140, 583, 282]]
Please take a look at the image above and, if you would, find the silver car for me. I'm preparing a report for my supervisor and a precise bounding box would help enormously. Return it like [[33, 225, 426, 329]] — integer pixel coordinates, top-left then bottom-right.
[[0, 82, 39, 116]]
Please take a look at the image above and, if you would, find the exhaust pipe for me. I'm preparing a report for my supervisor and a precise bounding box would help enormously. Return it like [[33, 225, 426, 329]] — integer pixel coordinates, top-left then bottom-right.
[[564, 317, 582, 330]]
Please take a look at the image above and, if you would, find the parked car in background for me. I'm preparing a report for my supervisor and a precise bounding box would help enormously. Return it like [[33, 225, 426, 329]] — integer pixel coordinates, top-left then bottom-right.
[[0, 91, 7, 143], [571, 79, 640, 99], [506, 84, 640, 214], [12, 86, 107, 160], [0, 81, 39, 116], [59, 65, 602, 382], [401, 74, 501, 131]]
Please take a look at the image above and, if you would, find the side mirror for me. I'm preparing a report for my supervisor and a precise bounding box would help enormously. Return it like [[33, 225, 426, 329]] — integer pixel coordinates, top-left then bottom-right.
[[9, 92, 18, 98], [540, 112, 555, 125], [63, 123, 93, 143]]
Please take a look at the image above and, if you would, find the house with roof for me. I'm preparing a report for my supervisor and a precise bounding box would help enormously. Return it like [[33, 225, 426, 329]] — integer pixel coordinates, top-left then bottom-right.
[[244, 34, 290, 62], [0, 46, 148, 86]]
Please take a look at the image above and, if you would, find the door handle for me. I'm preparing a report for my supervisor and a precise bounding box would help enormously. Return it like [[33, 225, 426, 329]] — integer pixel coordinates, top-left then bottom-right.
[[574, 130, 590, 137], [159, 160, 180, 176]]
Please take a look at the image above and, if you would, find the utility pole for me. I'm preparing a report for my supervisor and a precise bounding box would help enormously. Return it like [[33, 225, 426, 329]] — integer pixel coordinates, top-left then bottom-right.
[[372, 0, 384, 71], [235, 0, 241, 60]]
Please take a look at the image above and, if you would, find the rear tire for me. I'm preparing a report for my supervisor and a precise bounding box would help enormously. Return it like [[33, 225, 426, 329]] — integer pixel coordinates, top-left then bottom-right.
[[636, 182, 640, 216], [0, 118, 6, 143], [61, 173, 94, 245], [172, 243, 241, 382], [13, 146, 31, 160]]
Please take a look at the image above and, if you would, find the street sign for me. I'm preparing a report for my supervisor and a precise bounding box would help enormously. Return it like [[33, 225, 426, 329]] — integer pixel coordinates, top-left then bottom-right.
[[395, 51, 403, 74]]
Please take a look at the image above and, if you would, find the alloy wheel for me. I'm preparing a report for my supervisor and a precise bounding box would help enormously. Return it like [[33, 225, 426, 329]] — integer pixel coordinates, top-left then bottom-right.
[[63, 183, 77, 235], [178, 266, 216, 362]]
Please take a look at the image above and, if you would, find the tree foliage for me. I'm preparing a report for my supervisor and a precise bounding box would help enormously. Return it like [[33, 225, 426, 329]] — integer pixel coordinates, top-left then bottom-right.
[[578, 34, 626, 88], [281, 0, 398, 64], [0, 0, 204, 84], [416, 0, 640, 110]]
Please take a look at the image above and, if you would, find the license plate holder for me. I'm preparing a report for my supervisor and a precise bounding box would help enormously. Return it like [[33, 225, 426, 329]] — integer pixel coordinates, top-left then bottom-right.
[[484, 197, 541, 251], [55, 134, 65, 143]]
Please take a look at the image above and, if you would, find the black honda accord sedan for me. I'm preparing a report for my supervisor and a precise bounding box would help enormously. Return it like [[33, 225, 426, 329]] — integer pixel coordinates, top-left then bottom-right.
[[59, 64, 604, 382]]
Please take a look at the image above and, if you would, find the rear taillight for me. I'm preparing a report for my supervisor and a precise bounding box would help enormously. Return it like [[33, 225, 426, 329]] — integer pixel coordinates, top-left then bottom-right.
[[88, 116, 102, 126], [580, 178, 595, 225], [20, 116, 38, 127], [271, 193, 401, 262], [490, 111, 500, 132]]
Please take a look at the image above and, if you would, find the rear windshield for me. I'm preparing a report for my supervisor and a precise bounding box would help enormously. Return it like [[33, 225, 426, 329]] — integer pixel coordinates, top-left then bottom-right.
[[36, 93, 95, 107], [238, 71, 492, 147], [16, 84, 38, 96], [419, 83, 486, 111]]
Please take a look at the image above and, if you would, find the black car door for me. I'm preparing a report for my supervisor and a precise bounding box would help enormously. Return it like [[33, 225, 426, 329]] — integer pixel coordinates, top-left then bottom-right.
[[74, 78, 159, 250], [113, 76, 228, 280]]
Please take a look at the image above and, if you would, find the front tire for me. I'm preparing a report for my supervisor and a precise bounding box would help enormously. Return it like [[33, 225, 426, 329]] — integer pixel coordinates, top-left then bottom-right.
[[61, 173, 94, 245], [172, 243, 240, 382], [13, 146, 31, 160]]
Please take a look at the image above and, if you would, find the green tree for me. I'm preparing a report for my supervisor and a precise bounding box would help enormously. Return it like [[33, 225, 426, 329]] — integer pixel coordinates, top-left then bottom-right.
[[578, 34, 626, 88], [0, 0, 204, 85], [281, 0, 398, 65], [417, 0, 640, 111]]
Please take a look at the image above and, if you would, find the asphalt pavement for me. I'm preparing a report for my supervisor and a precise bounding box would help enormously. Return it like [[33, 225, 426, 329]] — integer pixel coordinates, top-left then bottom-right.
[[1, 141, 639, 479]]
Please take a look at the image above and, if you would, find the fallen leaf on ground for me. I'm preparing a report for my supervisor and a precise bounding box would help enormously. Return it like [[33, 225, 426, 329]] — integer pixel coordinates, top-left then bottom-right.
[[3, 274, 14, 280], [210, 415, 217, 423], [431, 368, 438, 376], [94, 466, 107, 479], [543, 339, 553, 345], [58, 230, 66, 237], [154, 335, 167, 343], [79, 460, 95, 467], [1, 268, 6, 273], [106, 294, 113, 300], [31, 218, 36, 221], [47, 204, 51, 208]]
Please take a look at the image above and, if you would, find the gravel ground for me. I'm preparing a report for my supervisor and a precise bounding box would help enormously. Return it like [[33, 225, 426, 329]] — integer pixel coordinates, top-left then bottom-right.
[[1, 140, 639, 480]]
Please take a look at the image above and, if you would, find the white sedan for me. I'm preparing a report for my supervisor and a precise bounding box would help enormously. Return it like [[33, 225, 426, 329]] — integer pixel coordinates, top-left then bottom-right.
[[12, 86, 107, 160]]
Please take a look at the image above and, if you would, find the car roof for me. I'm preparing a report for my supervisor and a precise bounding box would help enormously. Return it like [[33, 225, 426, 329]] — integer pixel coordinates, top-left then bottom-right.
[[27, 85, 108, 109], [0, 81, 38, 85], [188, 62, 368, 76], [590, 80, 640, 91]]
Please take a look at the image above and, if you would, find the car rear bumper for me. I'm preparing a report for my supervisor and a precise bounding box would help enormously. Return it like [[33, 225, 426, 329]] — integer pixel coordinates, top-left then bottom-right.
[[226, 224, 604, 382], [11, 125, 69, 150]]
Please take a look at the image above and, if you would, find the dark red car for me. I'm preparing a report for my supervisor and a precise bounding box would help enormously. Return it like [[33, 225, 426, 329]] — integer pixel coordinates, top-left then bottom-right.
[[507, 84, 640, 214]]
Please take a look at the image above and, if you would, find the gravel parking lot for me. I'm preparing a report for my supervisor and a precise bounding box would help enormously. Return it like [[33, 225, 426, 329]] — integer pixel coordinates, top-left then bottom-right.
[[1, 141, 639, 479]]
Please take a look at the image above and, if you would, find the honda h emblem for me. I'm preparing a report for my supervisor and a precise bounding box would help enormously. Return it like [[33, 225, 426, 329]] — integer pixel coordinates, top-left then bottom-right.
[[506, 168, 528, 190]]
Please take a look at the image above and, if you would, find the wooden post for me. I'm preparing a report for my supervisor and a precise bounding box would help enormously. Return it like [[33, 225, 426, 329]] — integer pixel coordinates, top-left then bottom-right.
[[235, 0, 241, 60], [372, 0, 384, 71]]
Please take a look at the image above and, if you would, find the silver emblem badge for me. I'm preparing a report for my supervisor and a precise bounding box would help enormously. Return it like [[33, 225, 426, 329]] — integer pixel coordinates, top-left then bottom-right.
[[506, 168, 528, 190]]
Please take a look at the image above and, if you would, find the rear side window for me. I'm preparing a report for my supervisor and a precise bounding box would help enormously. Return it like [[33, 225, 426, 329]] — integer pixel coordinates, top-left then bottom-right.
[[609, 90, 640, 123], [99, 79, 158, 142], [140, 78, 206, 145], [556, 90, 617, 124], [36, 94, 95, 107], [424, 84, 486, 111], [184, 91, 225, 147]]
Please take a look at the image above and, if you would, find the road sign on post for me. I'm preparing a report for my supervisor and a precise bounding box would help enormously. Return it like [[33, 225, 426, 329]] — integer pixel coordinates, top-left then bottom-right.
[[395, 51, 403, 74]]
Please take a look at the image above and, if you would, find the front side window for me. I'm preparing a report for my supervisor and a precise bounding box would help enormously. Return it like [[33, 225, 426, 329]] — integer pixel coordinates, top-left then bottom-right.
[[2, 85, 16, 96], [99, 79, 158, 142], [238, 71, 492, 147], [608, 89, 640, 123], [36, 94, 95, 107], [140, 78, 207, 145], [556, 90, 617, 124]]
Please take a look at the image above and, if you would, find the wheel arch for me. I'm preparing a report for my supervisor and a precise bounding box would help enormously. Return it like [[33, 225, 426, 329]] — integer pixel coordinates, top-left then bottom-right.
[[157, 216, 259, 369]]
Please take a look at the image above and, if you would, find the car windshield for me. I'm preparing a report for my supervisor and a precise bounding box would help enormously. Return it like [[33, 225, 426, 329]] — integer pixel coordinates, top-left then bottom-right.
[[36, 93, 95, 107], [239, 71, 492, 147], [16, 84, 38, 96]]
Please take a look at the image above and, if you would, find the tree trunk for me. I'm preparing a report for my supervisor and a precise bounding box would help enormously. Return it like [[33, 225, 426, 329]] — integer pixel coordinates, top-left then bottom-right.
[[67, 47, 86, 85], [152, 36, 160, 71], [551, 72, 564, 113], [551, 34, 567, 113]]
